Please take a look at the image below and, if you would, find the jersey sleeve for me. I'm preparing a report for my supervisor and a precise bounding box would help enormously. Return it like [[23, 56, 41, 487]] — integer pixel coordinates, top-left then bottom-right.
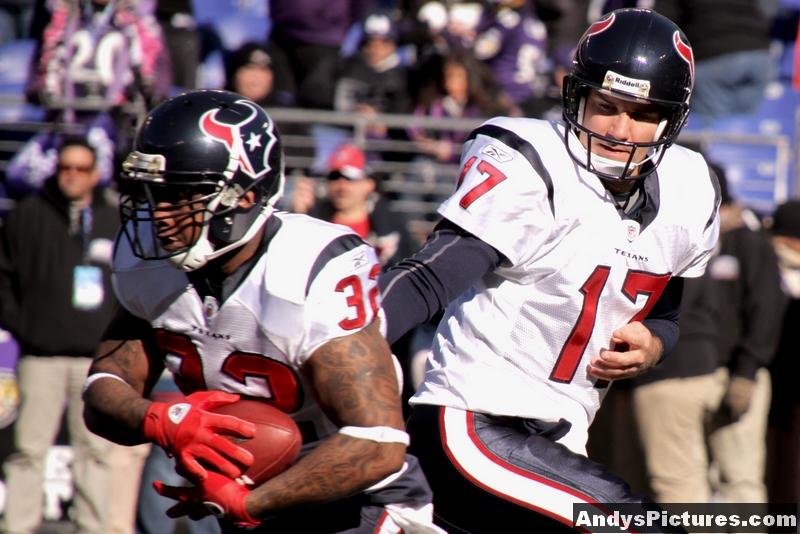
[[297, 241, 382, 363], [675, 163, 722, 278], [437, 120, 556, 266]]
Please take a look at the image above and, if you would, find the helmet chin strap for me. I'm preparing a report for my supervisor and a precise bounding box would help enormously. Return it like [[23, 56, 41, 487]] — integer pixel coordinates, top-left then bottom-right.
[[168, 202, 274, 272], [166, 169, 285, 272]]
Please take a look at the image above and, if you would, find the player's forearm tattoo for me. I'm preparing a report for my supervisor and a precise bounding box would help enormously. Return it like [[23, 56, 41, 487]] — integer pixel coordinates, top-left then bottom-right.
[[310, 320, 405, 429], [248, 320, 406, 514], [252, 434, 404, 512]]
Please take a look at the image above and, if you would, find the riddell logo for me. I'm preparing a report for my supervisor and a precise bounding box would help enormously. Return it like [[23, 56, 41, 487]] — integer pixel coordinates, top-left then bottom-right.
[[602, 70, 650, 98], [168, 403, 191, 424]]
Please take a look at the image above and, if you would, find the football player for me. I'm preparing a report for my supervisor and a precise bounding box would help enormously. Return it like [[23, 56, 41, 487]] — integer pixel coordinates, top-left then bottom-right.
[[81, 90, 441, 533], [379, 8, 720, 532]]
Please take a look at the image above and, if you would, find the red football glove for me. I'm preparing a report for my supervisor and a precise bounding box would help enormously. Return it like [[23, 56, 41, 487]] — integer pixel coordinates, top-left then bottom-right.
[[142, 390, 256, 481], [153, 471, 260, 528]]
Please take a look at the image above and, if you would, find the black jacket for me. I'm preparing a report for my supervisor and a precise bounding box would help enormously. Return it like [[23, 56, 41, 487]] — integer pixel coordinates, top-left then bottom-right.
[[634, 224, 787, 385], [0, 177, 120, 356]]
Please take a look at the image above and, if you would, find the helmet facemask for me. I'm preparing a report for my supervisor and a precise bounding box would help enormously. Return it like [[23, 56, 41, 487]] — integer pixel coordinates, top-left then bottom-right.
[[119, 150, 283, 272], [562, 77, 688, 181]]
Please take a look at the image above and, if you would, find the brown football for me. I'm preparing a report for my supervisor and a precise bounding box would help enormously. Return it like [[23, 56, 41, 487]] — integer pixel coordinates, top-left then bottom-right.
[[212, 399, 302, 487]]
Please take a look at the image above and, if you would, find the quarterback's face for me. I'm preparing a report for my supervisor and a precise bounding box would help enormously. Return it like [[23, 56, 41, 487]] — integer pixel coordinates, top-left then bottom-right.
[[580, 90, 662, 166]]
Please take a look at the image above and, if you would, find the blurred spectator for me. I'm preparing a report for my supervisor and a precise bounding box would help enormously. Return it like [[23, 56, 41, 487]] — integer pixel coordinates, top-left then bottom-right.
[[401, 0, 450, 62], [523, 41, 574, 120], [458, 0, 550, 116], [794, 17, 800, 91], [0, 138, 119, 534], [409, 48, 510, 164], [155, 0, 199, 90], [289, 143, 417, 268], [535, 0, 590, 52], [27, 0, 170, 113], [653, 0, 773, 121], [4, 113, 117, 199], [224, 41, 293, 107], [16, 0, 171, 201], [334, 10, 412, 120], [268, 0, 373, 109], [766, 199, 800, 504], [0, 0, 35, 43], [334, 10, 414, 162], [403, 48, 506, 211], [632, 165, 786, 503], [406, 0, 481, 62]]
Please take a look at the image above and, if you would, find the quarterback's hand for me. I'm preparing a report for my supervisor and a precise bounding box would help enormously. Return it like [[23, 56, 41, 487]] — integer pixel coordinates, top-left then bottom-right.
[[153, 471, 260, 527], [142, 390, 256, 481], [588, 322, 662, 381], [723, 375, 756, 419]]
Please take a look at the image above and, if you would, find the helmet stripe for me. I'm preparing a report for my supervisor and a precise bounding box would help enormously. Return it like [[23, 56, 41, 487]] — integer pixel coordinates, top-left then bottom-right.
[[585, 12, 615, 37], [673, 31, 694, 84]]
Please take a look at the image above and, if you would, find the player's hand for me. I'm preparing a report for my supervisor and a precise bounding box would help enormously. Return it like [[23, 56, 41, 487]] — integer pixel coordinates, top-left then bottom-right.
[[142, 390, 256, 481], [587, 322, 662, 381], [289, 176, 316, 214], [723, 375, 756, 419], [153, 471, 260, 527]]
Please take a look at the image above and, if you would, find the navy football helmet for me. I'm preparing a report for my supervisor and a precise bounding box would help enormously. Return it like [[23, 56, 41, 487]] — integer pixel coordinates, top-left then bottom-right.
[[562, 8, 694, 180], [119, 89, 284, 271]]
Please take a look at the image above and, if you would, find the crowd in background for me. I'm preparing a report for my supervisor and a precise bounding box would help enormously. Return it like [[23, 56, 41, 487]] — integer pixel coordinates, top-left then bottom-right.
[[0, 0, 798, 533]]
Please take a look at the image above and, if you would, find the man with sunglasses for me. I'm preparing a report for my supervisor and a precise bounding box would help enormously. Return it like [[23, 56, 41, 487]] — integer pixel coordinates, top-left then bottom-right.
[[0, 137, 120, 534], [378, 8, 721, 532]]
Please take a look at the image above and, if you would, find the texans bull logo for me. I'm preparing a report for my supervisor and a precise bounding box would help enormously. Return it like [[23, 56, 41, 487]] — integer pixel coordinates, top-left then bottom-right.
[[199, 99, 277, 179]]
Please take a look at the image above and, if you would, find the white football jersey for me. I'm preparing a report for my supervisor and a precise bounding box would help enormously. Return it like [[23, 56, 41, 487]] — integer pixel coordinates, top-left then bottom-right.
[[113, 212, 383, 444], [410, 117, 720, 454]]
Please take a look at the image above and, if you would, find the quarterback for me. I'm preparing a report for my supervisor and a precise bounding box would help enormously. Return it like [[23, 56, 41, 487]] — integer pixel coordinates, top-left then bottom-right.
[[81, 90, 439, 533], [380, 8, 720, 532]]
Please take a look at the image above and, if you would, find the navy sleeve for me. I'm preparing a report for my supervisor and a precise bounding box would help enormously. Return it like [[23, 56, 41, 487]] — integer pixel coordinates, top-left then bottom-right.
[[642, 276, 684, 360], [378, 219, 504, 345]]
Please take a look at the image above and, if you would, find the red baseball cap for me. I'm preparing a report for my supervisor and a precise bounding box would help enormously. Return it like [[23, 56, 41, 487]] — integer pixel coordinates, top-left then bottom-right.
[[327, 144, 369, 180]]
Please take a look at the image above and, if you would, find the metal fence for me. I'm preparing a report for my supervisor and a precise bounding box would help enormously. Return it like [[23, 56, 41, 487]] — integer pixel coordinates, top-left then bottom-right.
[[0, 103, 796, 239]]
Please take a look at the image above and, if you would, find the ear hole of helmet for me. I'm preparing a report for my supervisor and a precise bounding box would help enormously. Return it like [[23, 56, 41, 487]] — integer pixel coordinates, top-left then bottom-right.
[[209, 201, 262, 245], [206, 169, 282, 247]]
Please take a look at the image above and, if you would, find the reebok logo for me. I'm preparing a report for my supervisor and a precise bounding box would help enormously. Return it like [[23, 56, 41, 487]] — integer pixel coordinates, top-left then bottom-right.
[[481, 144, 513, 163], [168, 403, 191, 424]]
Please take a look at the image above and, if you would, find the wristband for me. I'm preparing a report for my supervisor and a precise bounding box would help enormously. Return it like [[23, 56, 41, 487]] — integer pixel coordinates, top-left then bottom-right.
[[338, 425, 410, 445], [81, 372, 130, 399]]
